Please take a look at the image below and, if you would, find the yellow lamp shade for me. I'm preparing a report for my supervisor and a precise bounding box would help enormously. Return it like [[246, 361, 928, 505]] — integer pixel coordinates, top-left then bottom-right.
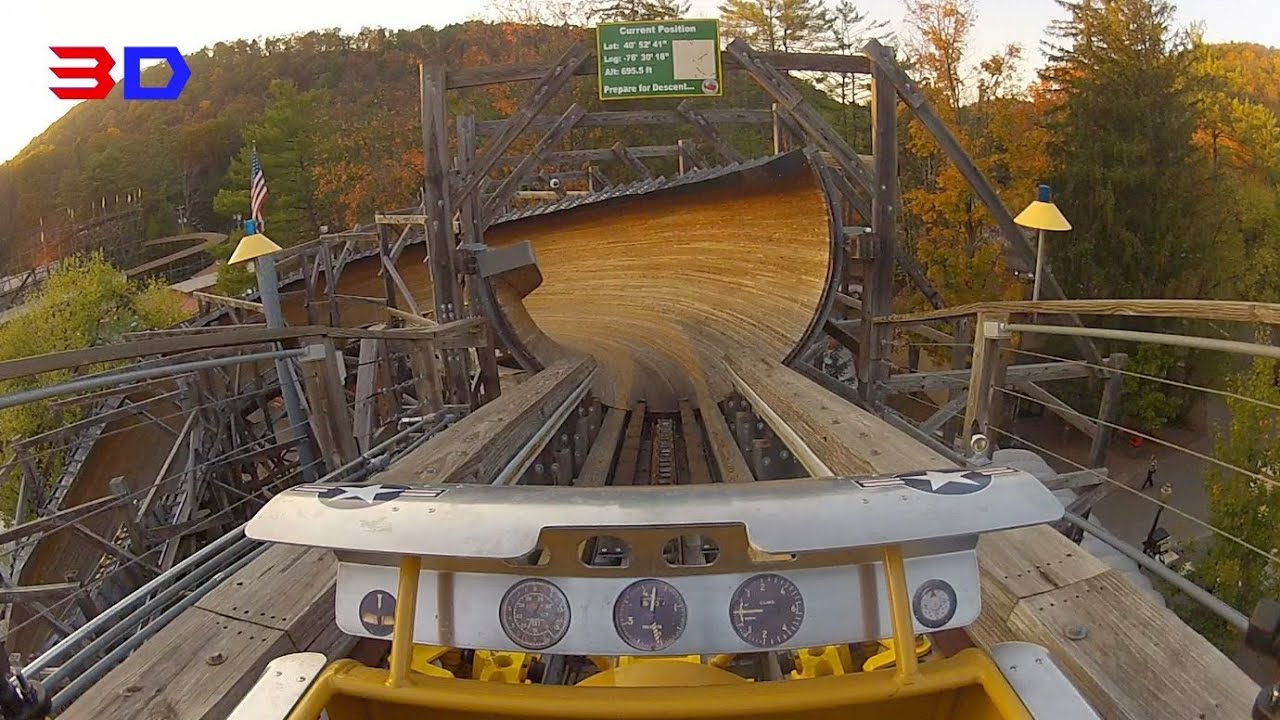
[[229, 232, 282, 264], [1014, 200, 1072, 232]]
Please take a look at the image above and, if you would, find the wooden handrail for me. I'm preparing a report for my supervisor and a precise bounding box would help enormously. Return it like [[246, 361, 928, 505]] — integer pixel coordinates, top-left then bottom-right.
[[874, 298, 1280, 327], [0, 319, 484, 383]]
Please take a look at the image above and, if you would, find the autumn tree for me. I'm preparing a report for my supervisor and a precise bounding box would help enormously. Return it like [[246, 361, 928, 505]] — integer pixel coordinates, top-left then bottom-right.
[[897, 0, 1034, 308], [595, 0, 691, 21], [1041, 0, 1209, 301], [719, 0, 832, 52], [1189, 38, 1280, 303]]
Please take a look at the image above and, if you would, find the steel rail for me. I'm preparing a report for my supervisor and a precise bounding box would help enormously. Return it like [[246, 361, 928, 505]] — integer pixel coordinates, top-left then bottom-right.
[[0, 348, 306, 411]]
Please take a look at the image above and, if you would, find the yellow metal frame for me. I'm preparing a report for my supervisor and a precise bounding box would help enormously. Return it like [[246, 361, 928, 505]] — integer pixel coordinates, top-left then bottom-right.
[[283, 550, 1034, 720]]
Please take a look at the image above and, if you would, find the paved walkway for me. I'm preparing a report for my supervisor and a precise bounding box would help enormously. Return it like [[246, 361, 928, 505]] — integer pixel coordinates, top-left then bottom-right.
[[1002, 395, 1225, 550]]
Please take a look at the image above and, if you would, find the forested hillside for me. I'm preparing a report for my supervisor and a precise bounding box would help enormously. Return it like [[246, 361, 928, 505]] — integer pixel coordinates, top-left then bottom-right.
[[0, 0, 1277, 317], [0, 20, 837, 257]]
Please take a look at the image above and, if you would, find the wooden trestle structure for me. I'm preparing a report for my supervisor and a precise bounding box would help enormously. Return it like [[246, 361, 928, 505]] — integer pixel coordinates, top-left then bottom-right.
[[0, 38, 1259, 720]]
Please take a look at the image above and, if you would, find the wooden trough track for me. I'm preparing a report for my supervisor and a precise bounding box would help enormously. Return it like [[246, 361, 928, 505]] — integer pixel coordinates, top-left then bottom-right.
[[59, 357, 596, 720], [485, 152, 830, 412], [7, 388, 189, 657], [285, 152, 833, 413]]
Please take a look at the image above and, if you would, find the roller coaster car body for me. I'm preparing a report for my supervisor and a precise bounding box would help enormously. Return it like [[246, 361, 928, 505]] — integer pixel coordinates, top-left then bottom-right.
[[232, 468, 1102, 720]]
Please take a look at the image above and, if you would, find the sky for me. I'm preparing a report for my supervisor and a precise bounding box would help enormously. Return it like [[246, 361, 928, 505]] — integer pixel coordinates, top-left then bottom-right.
[[1, 0, 1278, 164]]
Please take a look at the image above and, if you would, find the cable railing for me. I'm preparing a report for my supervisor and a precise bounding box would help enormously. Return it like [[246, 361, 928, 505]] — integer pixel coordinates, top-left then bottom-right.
[[865, 298, 1280, 644]]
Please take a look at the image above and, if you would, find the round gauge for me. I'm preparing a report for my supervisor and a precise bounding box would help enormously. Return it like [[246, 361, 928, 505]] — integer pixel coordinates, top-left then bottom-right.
[[498, 578, 571, 650], [613, 579, 688, 652], [729, 573, 805, 648], [912, 578, 957, 629]]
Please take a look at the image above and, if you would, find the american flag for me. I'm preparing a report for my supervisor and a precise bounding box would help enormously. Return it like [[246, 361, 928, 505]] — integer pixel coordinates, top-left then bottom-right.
[[250, 147, 267, 229]]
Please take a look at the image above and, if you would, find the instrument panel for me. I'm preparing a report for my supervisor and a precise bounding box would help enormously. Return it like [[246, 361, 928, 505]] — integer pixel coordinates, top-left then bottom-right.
[[498, 579, 571, 650], [729, 573, 805, 648], [335, 550, 976, 655]]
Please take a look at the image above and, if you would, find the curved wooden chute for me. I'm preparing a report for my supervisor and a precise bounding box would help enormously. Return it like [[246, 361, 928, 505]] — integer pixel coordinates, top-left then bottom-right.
[[484, 152, 834, 411]]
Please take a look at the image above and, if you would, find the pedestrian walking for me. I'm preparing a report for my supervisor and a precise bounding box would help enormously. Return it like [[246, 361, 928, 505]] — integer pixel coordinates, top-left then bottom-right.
[[1141, 455, 1157, 490]]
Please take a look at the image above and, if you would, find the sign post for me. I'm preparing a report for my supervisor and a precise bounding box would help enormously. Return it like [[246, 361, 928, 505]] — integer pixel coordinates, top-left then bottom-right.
[[596, 19, 723, 101]]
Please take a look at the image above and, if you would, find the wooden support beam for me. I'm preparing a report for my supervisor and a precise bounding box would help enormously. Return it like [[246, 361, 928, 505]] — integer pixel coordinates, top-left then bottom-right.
[[419, 62, 470, 407], [475, 108, 772, 135], [698, 394, 754, 483], [407, 340, 442, 415], [726, 39, 875, 196], [452, 42, 591, 208], [884, 360, 1090, 393], [496, 145, 681, 169], [1089, 353, 1128, 468], [824, 318, 862, 355], [0, 493, 121, 546], [376, 225, 399, 314], [380, 253, 422, 317], [677, 139, 707, 174], [861, 38, 1101, 366], [1014, 381, 1099, 438], [1044, 468, 1108, 492], [612, 402, 646, 486], [190, 292, 263, 314], [858, 61, 899, 408], [823, 165, 873, 226], [298, 339, 358, 470], [919, 391, 968, 435], [576, 407, 627, 487], [610, 142, 654, 179], [456, 114, 482, 248], [588, 166, 612, 190], [897, 245, 945, 310], [320, 244, 340, 326], [904, 323, 953, 345], [678, 400, 712, 484], [0, 582, 80, 603], [675, 100, 745, 164], [352, 339, 380, 454], [961, 314, 1009, 450], [483, 103, 586, 226], [70, 523, 159, 576]]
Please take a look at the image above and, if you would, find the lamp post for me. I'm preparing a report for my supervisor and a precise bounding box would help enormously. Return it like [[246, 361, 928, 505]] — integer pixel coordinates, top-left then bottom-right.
[[229, 220, 318, 482], [1143, 482, 1175, 559], [1014, 184, 1072, 301]]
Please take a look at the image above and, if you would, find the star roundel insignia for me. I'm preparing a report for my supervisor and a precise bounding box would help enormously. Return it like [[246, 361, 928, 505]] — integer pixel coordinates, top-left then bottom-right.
[[317, 483, 408, 508], [894, 470, 992, 496]]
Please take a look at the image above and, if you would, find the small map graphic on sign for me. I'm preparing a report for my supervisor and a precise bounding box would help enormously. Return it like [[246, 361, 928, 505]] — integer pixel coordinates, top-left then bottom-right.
[[672, 39, 716, 80]]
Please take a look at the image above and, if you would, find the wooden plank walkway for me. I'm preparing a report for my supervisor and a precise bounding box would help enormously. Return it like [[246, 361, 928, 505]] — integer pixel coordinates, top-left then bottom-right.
[[725, 353, 1258, 720]]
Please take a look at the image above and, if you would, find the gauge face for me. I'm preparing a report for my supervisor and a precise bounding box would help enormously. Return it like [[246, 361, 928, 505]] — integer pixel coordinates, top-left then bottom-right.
[[613, 579, 688, 652], [729, 573, 805, 648], [498, 579, 571, 650], [912, 578, 958, 629]]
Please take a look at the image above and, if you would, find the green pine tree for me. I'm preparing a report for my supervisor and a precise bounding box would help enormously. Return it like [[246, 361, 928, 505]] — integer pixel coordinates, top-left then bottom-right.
[[718, 0, 832, 52], [214, 80, 332, 246], [595, 0, 690, 21], [1041, 0, 1210, 301]]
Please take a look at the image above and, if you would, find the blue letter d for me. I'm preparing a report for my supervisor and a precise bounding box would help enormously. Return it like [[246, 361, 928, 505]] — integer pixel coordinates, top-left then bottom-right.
[[122, 47, 191, 101]]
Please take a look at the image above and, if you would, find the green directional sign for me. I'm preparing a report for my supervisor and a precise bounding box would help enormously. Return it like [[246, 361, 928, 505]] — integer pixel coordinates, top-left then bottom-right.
[[596, 19, 723, 101]]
